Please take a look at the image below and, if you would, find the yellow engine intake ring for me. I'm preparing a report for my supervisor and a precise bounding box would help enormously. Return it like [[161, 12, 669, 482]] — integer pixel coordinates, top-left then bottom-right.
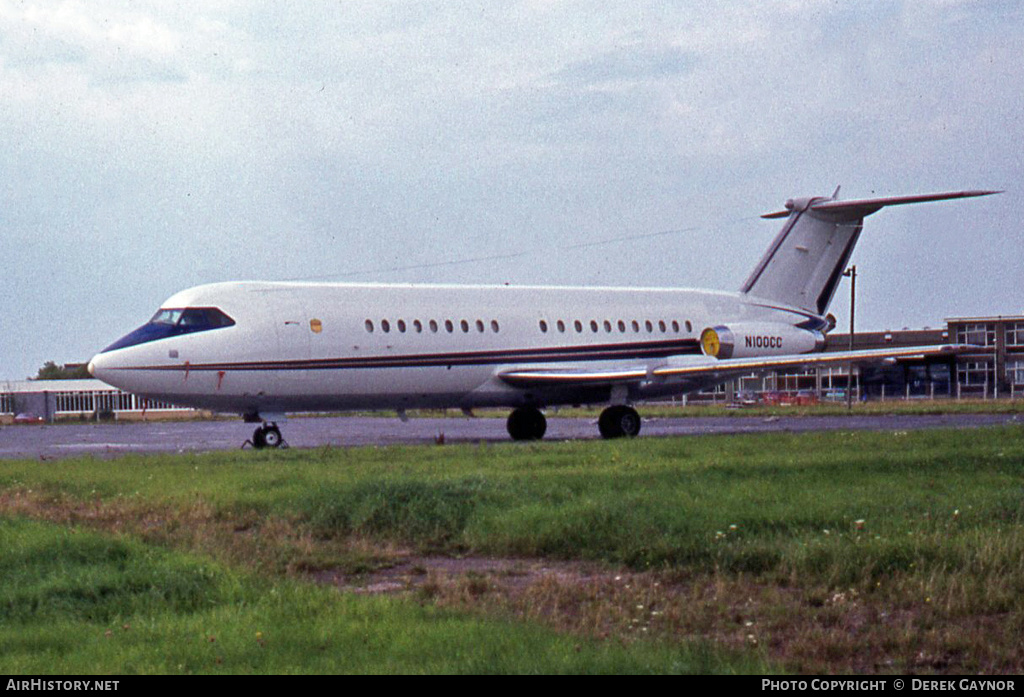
[[700, 326, 735, 359]]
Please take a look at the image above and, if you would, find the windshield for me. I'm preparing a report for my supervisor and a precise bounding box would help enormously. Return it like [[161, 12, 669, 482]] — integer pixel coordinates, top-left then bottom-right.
[[101, 307, 236, 353]]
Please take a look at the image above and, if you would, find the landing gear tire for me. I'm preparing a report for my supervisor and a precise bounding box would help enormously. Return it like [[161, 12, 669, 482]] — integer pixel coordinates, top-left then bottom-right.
[[253, 423, 284, 449], [598, 405, 641, 439], [507, 407, 547, 441]]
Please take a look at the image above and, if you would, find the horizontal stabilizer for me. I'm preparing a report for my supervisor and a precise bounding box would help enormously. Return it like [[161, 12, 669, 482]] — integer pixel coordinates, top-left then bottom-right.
[[761, 190, 1001, 220]]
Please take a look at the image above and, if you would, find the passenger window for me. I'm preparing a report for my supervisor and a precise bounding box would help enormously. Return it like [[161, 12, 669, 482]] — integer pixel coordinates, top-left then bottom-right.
[[430, 320, 439, 333], [476, 319, 484, 333], [365, 320, 374, 333], [381, 320, 390, 333], [491, 320, 500, 333], [617, 320, 625, 333], [659, 320, 666, 333], [590, 320, 599, 333], [445, 320, 454, 333], [414, 319, 423, 333], [603, 320, 612, 333], [397, 319, 406, 333], [556, 320, 565, 333], [461, 319, 470, 333], [672, 320, 680, 333], [685, 320, 692, 333], [574, 320, 583, 333], [539, 320, 548, 333], [645, 320, 653, 332]]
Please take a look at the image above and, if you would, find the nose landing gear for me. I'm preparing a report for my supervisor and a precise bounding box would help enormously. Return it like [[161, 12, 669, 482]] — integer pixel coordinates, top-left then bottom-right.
[[249, 423, 287, 449]]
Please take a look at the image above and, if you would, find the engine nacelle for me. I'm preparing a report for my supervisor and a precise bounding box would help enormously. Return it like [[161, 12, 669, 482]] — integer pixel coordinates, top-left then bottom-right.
[[700, 323, 825, 359]]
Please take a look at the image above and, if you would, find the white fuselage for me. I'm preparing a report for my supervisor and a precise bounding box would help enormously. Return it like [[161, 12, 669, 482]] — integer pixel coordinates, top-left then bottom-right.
[[88, 281, 818, 416]]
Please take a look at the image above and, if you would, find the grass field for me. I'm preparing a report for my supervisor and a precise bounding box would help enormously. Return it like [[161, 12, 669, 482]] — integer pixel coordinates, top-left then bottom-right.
[[1, 425, 1022, 673]]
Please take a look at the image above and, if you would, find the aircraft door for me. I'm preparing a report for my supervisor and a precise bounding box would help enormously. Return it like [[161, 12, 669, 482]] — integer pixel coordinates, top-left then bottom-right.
[[271, 291, 311, 385]]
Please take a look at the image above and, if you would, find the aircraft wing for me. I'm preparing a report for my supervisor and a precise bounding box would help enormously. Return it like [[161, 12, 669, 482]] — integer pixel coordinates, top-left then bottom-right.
[[497, 366, 650, 387], [497, 344, 976, 388]]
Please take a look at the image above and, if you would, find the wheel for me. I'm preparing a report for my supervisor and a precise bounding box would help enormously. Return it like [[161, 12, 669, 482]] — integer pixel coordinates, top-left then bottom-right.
[[598, 405, 641, 439], [507, 407, 547, 441], [252, 423, 283, 449]]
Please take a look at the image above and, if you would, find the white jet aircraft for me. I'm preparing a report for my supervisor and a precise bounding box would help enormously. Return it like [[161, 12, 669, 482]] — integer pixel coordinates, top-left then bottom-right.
[[88, 189, 997, 448]]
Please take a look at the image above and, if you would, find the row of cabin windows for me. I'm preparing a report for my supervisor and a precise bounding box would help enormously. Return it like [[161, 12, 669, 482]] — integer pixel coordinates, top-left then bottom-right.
[[365, 318, 500, 334], [538, 318, 692, 335]]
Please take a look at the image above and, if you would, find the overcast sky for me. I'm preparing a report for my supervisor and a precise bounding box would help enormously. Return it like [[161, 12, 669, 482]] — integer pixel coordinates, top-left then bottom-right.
[[2, 1, 1021, 380]]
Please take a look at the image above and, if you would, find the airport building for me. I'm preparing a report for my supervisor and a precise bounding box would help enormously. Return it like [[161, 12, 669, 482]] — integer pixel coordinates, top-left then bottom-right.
[[706, 314, 1024, 403], [3, 314, 1022, 423], [0, 379, 192, 424]]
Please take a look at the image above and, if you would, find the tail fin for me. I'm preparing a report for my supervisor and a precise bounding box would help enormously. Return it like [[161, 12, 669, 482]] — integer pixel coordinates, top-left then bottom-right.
[[740, 190, 1000, 315]]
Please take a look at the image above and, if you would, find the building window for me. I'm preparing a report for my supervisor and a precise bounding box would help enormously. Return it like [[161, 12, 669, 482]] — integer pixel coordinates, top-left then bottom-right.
[[1007, 359, 1024, 386], [1006, 322, 1024, 347], [958, 361, 994, 386], [956, 323, 995, 346]]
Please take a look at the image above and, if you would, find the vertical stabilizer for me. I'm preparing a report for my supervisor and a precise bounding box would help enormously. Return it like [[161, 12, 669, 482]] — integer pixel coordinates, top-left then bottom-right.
[[740, 190, 999, 315]]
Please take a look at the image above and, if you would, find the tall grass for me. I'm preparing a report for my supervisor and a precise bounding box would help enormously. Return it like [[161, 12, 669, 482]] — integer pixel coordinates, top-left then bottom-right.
[[2, 425, 1022, 672], [0, 518, 764, 674]]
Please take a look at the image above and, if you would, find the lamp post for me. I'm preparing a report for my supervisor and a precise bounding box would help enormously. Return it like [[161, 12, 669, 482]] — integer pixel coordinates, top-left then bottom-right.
[[843, 265, 857, 410]]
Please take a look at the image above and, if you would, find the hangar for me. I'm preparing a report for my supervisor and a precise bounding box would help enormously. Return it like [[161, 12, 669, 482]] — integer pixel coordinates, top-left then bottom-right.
[[3, 315, 1022, 423]]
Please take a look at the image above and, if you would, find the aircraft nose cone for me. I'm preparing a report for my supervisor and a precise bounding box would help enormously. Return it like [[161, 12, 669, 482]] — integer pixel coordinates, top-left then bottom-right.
[[87, 353, 112, 383]]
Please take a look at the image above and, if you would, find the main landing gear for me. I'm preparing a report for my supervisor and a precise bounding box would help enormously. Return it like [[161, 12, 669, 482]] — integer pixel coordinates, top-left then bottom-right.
[[597, 405, 642, 439], [506, 404, 642, 440], [250, 423, 287, 449], [507, 406, 547, 441]]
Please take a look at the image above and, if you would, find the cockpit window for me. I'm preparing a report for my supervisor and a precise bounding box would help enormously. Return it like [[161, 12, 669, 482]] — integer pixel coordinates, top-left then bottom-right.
[[101, 307, 235, 353], [150, 309, 184, 325], [178, 308, 235, 329]]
